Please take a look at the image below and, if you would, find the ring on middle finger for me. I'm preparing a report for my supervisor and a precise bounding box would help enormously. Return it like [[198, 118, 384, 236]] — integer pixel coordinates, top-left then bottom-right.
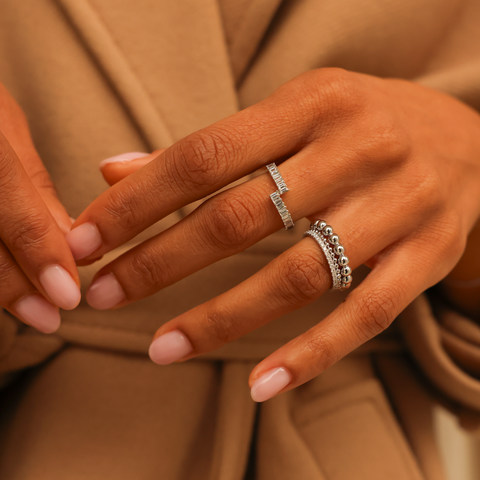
[[266, 162, 294, 230]]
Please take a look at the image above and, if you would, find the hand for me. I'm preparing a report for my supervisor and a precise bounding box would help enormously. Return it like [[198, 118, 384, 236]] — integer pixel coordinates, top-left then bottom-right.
[[67, 68, 480, 401], [0, 82, 81, 333]]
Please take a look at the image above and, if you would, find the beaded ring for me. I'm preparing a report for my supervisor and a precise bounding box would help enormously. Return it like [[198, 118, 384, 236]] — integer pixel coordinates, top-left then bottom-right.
[[303, 220, 352, 291]]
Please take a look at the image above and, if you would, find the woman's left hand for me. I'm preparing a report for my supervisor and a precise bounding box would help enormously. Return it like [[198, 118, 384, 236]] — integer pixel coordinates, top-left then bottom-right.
[[66, 68, 480, 402]]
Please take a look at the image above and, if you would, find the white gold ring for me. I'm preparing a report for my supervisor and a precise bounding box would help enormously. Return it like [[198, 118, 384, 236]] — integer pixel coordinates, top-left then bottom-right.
[[303, 220, 352, 291], [266, 162, 294, 230]]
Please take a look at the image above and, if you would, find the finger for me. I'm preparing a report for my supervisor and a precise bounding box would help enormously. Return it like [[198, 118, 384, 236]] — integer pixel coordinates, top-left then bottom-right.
[[99, 150, 164, 186], [83, 141, 403, 310], [144, 203, 403, 365], [0, 239, 60, 333], [0, 84, 74, 235], [245, 238, 450, 402], [0, 131, 81, 310], [23, 150, 75, 236], [67, 69, 349, 260]]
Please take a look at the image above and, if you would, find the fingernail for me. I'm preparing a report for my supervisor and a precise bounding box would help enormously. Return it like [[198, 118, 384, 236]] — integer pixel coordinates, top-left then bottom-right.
[[99, 152, 150, 168], [250, 367, 292, 402], [149, 330, 193, 365], [86, 272, 126, 309], [38, 264, 81, 310], [13, 294, 61, 334], [66, 222, 102, 260]]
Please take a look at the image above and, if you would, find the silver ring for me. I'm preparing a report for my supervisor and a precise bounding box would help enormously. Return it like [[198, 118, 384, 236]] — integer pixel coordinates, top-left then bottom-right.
[[303, 220, 352, 291], [266, 163, 289, 194], [266, 162, 294, 230]]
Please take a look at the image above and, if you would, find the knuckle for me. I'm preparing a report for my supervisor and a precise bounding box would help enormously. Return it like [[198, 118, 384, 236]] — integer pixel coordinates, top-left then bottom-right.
[[408, 167, 445, 216], [303, 332, 340, 372], [277, 68, 365, 127], [168, 130, 234, 193], [7, 212, 53, 253], [363, 115, 411, 166], [103, 183, 145, 231], [201, 190, 260, 251], [129, 249, 169, 291], [354, 289, 398, 339], [202, 305, 241, 345], [315, 68, 366, 116], [281, 248, 329, 305]]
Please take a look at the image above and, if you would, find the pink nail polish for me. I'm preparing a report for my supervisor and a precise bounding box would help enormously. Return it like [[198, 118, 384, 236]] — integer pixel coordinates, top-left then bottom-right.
[[250, 367, 292, 402], [86, 272, 126, 309], [38, 264, 81, 310], [65, 222, 102, 260], [149, 330, 193, 365], [99, 152, 150, 168], [14, 294, 61, 334]]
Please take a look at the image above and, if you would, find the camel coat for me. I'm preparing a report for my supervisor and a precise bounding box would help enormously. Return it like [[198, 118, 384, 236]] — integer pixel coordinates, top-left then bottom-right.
[[0, 0, 480, 478]]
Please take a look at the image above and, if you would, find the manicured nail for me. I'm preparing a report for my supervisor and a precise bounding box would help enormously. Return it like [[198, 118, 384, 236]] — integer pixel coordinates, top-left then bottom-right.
[[250, 367, 292, 402], [99, 152, 150, 168], [86, 272, 126, 309], [66, 222, 102, 260], [38, 264, 81, 310], [149, 330, 193, 365], [14, 294, 61, 334]]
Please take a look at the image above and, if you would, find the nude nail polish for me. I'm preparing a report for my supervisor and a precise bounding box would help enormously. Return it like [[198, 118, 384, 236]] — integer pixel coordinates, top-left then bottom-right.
[[250, 367, 292, 402], [149, 330, 193, 365], [14, 294, 61, 333], [66, 222, 102, 260], [38, 264, 81, 310], [99, 152, 150, 168], [86, 272, 126, 309]]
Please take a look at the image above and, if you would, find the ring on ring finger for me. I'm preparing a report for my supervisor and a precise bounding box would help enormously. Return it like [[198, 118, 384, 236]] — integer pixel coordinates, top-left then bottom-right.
[[303, 220, 353, 291]]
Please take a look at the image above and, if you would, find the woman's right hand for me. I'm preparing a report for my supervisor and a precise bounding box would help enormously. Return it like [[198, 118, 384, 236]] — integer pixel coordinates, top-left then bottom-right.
[[0, 82, 81, 333]]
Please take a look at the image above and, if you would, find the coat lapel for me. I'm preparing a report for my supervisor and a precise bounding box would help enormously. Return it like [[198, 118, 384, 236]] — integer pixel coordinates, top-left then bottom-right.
[[54, 0, 284, 218], [56, 0, 239, 147]]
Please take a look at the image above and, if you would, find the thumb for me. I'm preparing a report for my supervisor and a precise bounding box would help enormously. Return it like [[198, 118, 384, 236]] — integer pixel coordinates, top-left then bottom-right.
[[99, 150, 165, 186]]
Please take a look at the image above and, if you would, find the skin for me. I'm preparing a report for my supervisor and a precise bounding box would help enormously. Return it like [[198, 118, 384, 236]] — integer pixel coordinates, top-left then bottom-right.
[[0, 82, 80, 332], [70, 68, 480, 398], [3, 68, 480, 396]]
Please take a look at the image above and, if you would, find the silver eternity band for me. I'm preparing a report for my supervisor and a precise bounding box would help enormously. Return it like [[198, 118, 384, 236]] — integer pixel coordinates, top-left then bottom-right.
[[266, 162, 294, 230], [303, 220, 352, 291]]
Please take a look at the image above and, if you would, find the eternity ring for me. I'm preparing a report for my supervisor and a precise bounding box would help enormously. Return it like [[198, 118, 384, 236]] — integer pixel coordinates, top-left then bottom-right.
[[303, 220, 352, 291], [266, 162, 294, 230]]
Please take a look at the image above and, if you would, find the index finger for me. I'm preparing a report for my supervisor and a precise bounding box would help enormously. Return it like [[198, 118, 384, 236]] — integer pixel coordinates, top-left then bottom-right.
[[66, 70, 353, 261]]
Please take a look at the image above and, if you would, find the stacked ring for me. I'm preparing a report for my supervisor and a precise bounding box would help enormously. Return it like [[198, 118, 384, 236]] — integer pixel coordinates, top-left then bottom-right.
[[303, 220, 353, 291], [266, 162, 294, 230]]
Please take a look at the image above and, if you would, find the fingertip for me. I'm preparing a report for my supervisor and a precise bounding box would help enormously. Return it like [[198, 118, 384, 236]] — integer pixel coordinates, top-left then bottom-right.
[[13, 294, 62, 334]]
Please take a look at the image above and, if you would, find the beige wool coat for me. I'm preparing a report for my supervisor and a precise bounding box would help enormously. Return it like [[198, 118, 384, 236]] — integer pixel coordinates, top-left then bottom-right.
[[1, 0, 480, 479]]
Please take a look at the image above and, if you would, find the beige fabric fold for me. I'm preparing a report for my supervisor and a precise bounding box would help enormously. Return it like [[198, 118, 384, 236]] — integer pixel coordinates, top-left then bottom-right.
[[0, 350, 429, 480]]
